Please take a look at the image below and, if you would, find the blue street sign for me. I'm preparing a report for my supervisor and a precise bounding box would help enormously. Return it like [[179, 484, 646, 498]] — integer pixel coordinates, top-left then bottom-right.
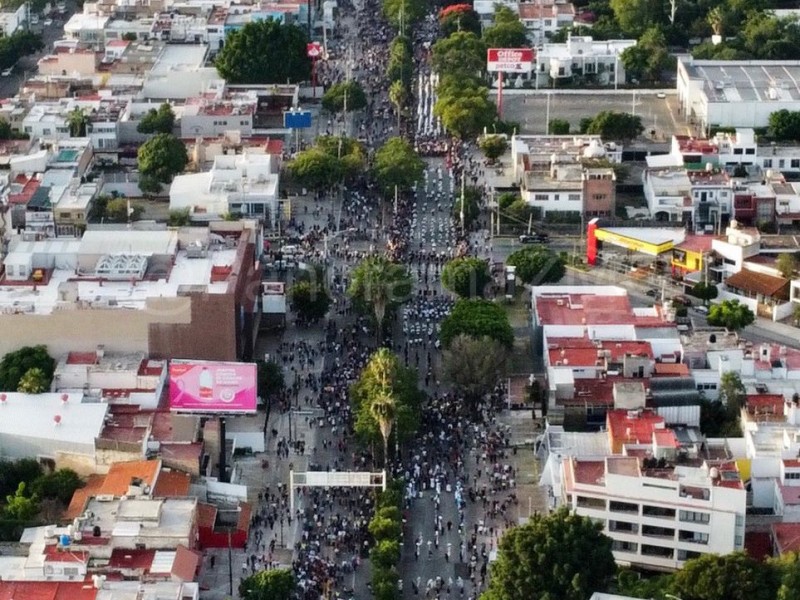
[[284, 110, 312, 129]]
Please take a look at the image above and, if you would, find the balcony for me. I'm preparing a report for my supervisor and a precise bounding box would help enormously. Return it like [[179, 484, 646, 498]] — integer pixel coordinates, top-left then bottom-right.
[[642, 525, 675, 539], [642, 505, 676, 520], [641, 544, 675, 559]]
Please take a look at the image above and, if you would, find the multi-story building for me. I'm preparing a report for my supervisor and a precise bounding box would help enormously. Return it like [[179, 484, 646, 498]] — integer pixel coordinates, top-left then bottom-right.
[[563, 453, 746, 571], [517, 2, 574, 47], [534, 36, 636, 87]]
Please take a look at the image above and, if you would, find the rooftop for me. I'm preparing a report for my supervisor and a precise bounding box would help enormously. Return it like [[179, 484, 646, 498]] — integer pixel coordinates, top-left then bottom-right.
[[772, 522, 800, 555], [536, 293, 667, 326], [725, 269, 790, 298], [0, 581, 97, 600], [0, 393, 107, 448], [607, 408, 665, 445], [681, 57, 800, 104]]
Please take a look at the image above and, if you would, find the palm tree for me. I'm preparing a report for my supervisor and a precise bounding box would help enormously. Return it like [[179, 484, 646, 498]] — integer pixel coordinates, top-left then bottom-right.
[[707, 6, 724, 38], [67, 108, 89, 137], [389, 80, 408, 135], [348, 256, 412, 341], [369, 390, 397, 467]]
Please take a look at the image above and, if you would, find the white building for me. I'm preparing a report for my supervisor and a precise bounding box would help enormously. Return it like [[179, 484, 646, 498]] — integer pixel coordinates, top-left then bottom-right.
[[0, 3, 29, 36], [563, 455, 746, 570], [535, 36, 636, 87], [0, 392, 108, 466], [169, 153, 279, 222], [180, 98, 255, 138], [517, 2, 574, 47], [678, 57, 800, 130]]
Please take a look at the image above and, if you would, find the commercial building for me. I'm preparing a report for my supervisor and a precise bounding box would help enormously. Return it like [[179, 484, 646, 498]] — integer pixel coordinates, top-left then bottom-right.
[[678, 57, 800, 130], [563, 453, 746, 570], [517, 2, 575, 47], [0, 224, 262, 361], [535, 36, 636, 87]]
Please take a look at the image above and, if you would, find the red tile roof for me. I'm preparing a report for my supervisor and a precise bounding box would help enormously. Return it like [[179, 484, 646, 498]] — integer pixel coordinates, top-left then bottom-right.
[[773, 522, 800, 555], [171, 545, 202, 582], [108, 548, 155, 571], [66, 352, 99, 365], [607, 409, 665, 446], [197, 503, 217, 529], [43, 546, 89, 564], [675, 234, 716, 253], [536, 294, 666, 326], [65, 475, 104, 520], [152, 469, 191, 498], [0, 581, 97, 600], [653, 363, 690, 376], [97, 459, 160, 497]]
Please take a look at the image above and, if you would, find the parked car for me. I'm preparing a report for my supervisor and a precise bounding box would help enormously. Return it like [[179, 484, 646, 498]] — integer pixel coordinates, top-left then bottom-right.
[[694, 305, 709, 315], [645, 289, 658, 297], [519, 234, 549, 244]]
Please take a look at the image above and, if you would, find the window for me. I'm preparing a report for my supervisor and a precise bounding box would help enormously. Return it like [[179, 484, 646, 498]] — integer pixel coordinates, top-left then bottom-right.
[[641, 544, 674, 558], [612, 540, 638, 553], [792, 159, 800, 169], [592, 194, 606, 201], [780, 159, 785, 168], [576, 496, 605, 510], [786, 472, 800, 480], [553, 194, 560, 201], [534, 194, 548, 201], [609, 501, 638, 514], [745, 148, 755, 155], [678, 549, 702, 561], [733, 148, 742, 155], [568, 194, 581, 201], [679, 530, 709, 544], [609, 520, 638, 534], [679, 510, 710, 524], [764, 159, 773, 168], [642, 505, 675, 519], [544, 19, 552, 25], [642, 525, 675, 539], [63, 567, 79, 576]]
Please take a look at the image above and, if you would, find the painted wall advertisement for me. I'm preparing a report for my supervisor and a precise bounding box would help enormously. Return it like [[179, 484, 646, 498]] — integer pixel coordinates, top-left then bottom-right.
[[169, 360, 257, 413]]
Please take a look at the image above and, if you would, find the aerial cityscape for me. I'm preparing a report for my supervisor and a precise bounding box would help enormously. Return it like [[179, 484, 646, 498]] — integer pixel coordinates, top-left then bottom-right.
[[0, 0, 800, 598]]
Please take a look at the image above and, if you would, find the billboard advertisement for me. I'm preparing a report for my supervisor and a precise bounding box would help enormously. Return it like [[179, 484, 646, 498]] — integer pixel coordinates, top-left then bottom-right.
[[169, 360, 257, 413], [487, 48, 534, 73]]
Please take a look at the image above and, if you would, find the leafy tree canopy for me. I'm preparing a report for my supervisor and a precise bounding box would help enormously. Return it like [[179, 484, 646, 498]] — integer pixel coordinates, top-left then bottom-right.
[[506, 246, 565, 285], [373, 137, 424, 194], [620, 26, 673, 82], [348, 255, 413, 328], [585, 111, 644, 141], [482, 7, 529, 48], [0, 345, 55, 392], [442, 257, 491, 298], [482, 508, 616, 600], [322, 80, 368, 113], [707, 299, 755, 331], [290, 280, 331, 323], [671, 552, 775, 600], [382, 0, 426, 29], [441, 334, 508, 412], [17, 367, 48, 394], [439, 4, 482, 36], [440, 299, 514, 349], [215, 19, 310, 84], [240, 568, 295, 600], [434, 78, 497, 139], [549, 118, 570, 134], [478, 135, 508, 162], [31, 469, 83, 506], [137, 134, 188, 184], [137, 103, 176, 135], [432, 31, 487, 79]]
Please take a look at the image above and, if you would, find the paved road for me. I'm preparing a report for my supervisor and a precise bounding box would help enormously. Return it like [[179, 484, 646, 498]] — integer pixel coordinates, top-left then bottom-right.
[[0, 14, 69, 98]]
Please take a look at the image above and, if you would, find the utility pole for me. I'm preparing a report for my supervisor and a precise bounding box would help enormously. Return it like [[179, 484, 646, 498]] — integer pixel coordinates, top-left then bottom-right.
[[545, 93, 551, 134], [460, 175, 465, 235]]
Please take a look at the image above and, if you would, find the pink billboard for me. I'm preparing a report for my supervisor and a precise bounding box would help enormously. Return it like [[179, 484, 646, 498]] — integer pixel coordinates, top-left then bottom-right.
[[169, 361, 257, 413]]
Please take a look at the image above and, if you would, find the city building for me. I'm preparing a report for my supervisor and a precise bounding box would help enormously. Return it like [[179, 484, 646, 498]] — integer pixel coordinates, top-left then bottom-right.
[[563, 453, 746, 570], [678, 58, 800, 130], [534, 36, 635, 87], [0, 224, 262, 361], [517, 2, 575, 47]]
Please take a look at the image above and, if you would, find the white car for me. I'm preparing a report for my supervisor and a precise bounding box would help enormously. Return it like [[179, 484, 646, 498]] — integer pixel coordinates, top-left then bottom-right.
[[44, 18, 53, 25], [657, 92, 667, 99], [1, 67, 12, 77]]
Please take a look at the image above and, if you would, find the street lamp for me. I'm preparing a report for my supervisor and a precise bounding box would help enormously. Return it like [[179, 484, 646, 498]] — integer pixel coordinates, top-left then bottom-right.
[[323, 227, 356, 260]]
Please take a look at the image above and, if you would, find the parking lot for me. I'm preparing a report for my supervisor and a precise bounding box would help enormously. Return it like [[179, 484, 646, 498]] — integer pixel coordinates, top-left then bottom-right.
[[500, 91, 691, 139]]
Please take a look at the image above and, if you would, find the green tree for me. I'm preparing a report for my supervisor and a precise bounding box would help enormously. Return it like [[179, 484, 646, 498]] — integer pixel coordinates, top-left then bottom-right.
[[239, 568, 295, 600], [351, 349, 422, 452], [432, 31, 487, 78], [434, 79, 497, 139], [382, 0, 426, 29], [256, 359, 285, 404], [777, 252, 798, 278], [322, 80, 368, 113], [506, 246, 565, 284], [368, 515, 402, 540], [769, 111, 800, 141], [370, 539, 401, 569], [289, 147, 342, 190], [215, 19, 310, 84], [690, 282, 719, 304], [0, 346, 55, 392], [440, 299, 514, 349], [137, 133, 188, 185], [620, 26, 673, 82], [586, 111, 644, 141], [439, 4, 482, 37], [373, 137, 425, 194], [482, 6, 529, 48], [348, 256, 412, 335], [167, 208, 191, 226], [452, 185, 482, 229], [442, 334, 509, 414], [31, 469, 83, 506], [442, 257, 491, 298], [105, 198, 143, 222], [316, 135, 366, 182], [671, 552, 776, 600], [137, 103, 176, 135], [610, 0, 663, 36], [289, 280, 331, 322], [0, 459, 42, 501], [478, 135, 508, 162], [66, 108, 88, 137], [386, 35, 413, 87], [719, 371, 746, 412], [388, 80, 408, 132], [4, 482, 39, 522], [482, 508, 616, 600], [707, 299, 755, 331], [17, 367, 48, 393], [548, 118, 570, 134], [138, 174, 163, 195]]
